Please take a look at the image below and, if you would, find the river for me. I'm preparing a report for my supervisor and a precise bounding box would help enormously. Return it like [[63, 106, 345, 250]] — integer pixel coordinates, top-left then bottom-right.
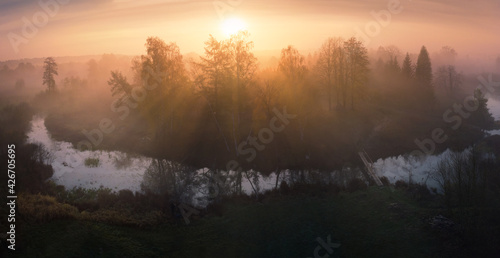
[[27, 97, 500, 202]]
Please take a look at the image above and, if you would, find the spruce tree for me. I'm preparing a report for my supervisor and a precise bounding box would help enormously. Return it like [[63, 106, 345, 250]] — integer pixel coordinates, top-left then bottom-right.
[[401, 53, 413, 79]]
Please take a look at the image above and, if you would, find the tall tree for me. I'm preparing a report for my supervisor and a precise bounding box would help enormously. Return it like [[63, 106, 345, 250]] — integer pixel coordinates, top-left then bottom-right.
[[435, 65, 461, 96], [278, 45, 307, 84], [43, 57, 58, 92], [316, 37, 344, 111], [401, 52, 414, 79], [415, 46, 433, 86], [106, 37, 190, 158], [385, 56, 400, 74], [192, 35, 234, 152], [415, 46, 434, 101], [140, 37, 187, 139], [196, 35, 232, 117], [278, 45, 308, 112], [471, 89, 494, 128], [108, 71, 132, 100], [278, 45, 311, 141], [228, 31, 257, 151], [343, 37, 369, 110]]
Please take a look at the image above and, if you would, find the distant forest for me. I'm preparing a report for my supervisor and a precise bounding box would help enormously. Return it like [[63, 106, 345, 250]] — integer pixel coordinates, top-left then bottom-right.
[[1, 32, 497, 173]]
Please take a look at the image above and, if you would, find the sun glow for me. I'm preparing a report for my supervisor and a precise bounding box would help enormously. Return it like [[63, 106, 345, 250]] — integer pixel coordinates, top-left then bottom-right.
[[221, 17, 247, 37]]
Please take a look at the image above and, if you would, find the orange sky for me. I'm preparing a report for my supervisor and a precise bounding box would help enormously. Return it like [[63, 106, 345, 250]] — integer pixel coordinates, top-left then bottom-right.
[[1, 0, 499, 61]]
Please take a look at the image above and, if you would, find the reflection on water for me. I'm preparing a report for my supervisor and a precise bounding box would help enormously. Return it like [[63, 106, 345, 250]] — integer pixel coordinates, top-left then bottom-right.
[[486, 97, 500, 136], [27, 116, 151, 192], [26, 96, 500, 205], [374, 96, 500, 190], [113, 152, 134, 170], [488, 97, 500, 120], [26, 116, 281, 207]]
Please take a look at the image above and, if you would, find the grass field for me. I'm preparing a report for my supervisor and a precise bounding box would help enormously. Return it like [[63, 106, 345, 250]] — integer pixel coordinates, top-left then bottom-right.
[[5, 187, 457, 258]]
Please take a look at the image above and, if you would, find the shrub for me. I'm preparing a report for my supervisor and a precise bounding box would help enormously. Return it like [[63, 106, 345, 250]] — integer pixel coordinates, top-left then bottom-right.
[[42, 180, 67, 201], [18, 194, 79, 222], [408, 183, 433, 202], [80, 209, 165, 227], [346, 178, 367, 192], [395, 180, 408, 189], [279, 181, 290, 194], [96, 188, 117, 208]]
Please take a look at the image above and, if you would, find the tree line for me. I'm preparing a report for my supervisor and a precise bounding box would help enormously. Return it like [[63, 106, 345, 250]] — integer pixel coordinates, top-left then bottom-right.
[[37, 32, 493, 172]]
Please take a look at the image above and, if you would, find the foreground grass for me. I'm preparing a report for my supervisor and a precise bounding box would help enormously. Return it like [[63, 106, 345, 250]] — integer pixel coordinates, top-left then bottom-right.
[[6, 187, 446, 257]]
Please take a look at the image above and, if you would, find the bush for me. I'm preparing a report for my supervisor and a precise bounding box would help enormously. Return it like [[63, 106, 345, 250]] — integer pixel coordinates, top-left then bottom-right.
[[18, 194, 79, 222], [97, 188, 117, 208], [408, 183, 433, 202], [395, 180, 408, 189], [346, 178, 367, 192], [379, 176, 390, 186], [279, 181, 290, 194], [42, 181, 67, 200]]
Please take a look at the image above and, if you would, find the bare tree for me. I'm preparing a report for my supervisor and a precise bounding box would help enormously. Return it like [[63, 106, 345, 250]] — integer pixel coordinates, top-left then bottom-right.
[[435, 65, 462, 96], [433, 149, 484, 209]]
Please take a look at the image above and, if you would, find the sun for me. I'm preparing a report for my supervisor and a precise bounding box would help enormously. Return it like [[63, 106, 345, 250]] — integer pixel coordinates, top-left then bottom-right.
[[221, 17, 247, 37]]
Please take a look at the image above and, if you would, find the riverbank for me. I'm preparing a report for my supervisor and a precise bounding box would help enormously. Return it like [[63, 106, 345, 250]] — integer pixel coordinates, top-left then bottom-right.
[[7, 186, 500, 257], [28, 95, 500, 197]]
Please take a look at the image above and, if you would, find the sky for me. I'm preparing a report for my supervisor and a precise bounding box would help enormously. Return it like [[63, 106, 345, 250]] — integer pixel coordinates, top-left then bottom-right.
[[1, 0, 499, 61]]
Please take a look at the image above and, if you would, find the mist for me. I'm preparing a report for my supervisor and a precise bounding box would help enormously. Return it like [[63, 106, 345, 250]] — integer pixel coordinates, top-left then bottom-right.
[[1, 0, 500, 257]]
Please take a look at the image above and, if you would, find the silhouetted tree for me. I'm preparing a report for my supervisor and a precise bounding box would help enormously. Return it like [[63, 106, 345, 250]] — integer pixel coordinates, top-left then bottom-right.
[[385, 56, 400, 74], [196, 35, 232, 118], [470, 89, 494, 129], [435, 65, 461, 96], [278, 45, 307, 84], [43, 57, 58, 92], [377, 45, 401, 62], [62, 76, 88, 89], [401, 53, 414, 79], [316, 37, 344, 111], [228, 31, 257, 150], [344, 37, 369, 110], [108, 71, 132, 99], [416, 46, 432, 86], [438, 46, 457, 65], [139, 37, 188, 143], [415, 46, 434, 102]]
